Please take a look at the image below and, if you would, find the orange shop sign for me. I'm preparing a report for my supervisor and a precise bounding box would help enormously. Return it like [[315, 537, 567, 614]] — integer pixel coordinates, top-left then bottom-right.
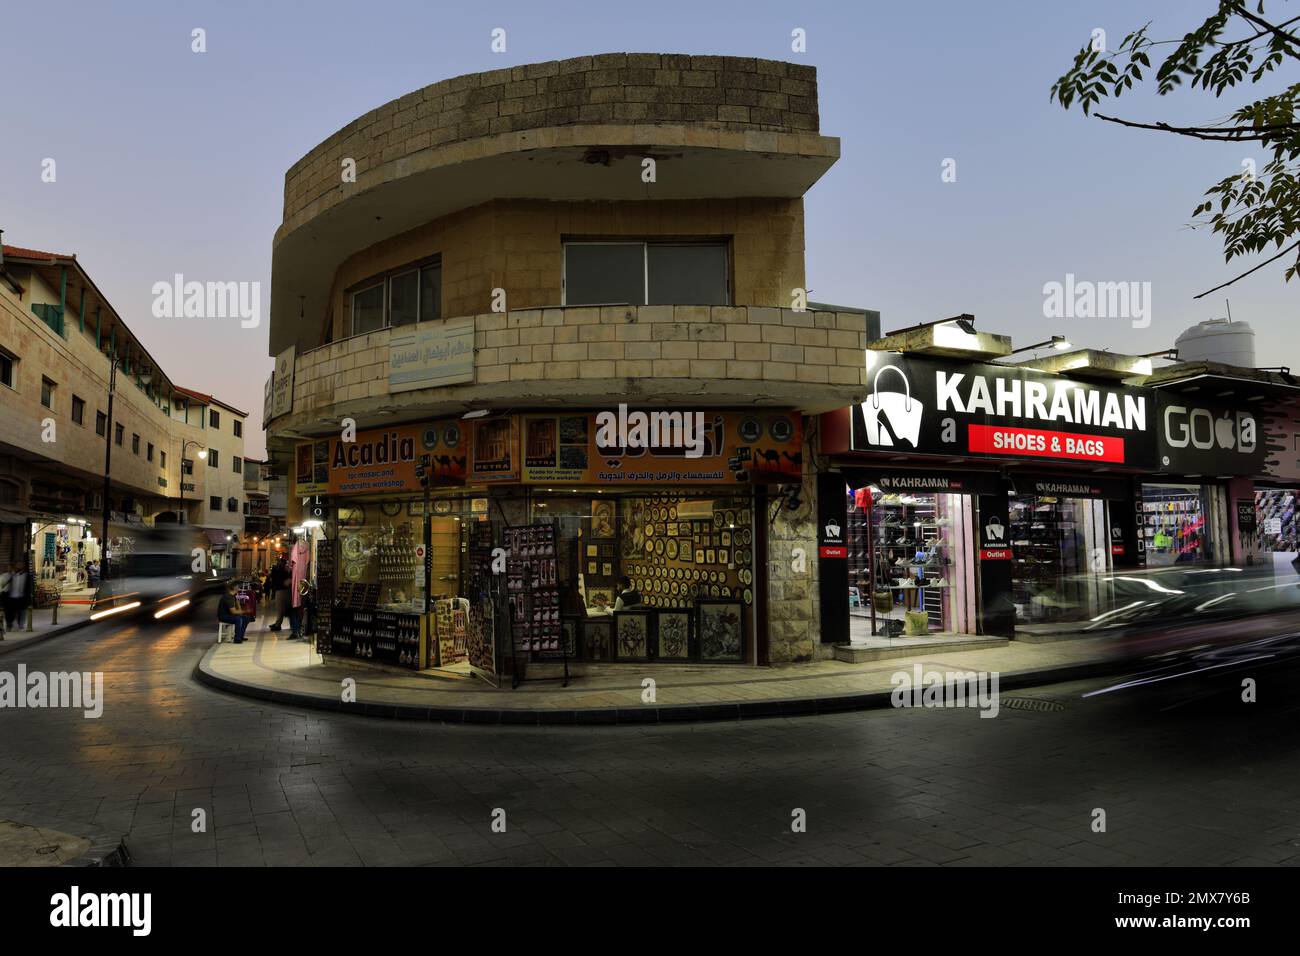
[[294, 420, 469, 496]]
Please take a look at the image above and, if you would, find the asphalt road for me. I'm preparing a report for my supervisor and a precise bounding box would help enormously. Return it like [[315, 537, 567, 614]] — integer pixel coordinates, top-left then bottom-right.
[[1, 598, 1298, 867]]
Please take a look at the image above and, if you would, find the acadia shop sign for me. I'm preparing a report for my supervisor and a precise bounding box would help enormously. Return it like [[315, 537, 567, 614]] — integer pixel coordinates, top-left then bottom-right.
[[852, 352, 1157, 469]]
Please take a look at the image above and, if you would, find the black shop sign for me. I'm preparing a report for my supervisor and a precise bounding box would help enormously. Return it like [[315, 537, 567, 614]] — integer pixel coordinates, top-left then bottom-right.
[[851, 352, 1157, 469], [1155, 392, 1267, 476]]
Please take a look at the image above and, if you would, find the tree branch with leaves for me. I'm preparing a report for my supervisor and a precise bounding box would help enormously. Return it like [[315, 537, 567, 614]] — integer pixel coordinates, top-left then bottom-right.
[[1050, 1, 1300, 295]]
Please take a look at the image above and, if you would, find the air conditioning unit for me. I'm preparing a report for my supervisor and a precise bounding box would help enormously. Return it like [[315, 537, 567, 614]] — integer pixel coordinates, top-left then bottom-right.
[[675, 500, 717, 522]]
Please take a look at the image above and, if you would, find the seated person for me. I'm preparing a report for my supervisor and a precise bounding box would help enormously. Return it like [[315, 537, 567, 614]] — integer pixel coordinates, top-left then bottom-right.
[[217, 580, 253, 644], [611, 576, 642, 612]]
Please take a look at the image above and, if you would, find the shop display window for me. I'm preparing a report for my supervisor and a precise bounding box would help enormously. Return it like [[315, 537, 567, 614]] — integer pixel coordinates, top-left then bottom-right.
[[526, 489, 755, 662], [849, 489, 957, 637], [336, 499, 430, 612], [1255, 488, 1299, 553], [1141, 484, 1209, 567]]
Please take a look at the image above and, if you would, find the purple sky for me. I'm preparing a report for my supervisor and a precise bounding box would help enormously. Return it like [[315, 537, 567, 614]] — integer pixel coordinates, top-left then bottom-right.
[[3, 0, 1297, 459]]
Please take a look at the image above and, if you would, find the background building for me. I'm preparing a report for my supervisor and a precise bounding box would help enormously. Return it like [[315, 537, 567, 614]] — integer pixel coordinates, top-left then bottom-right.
[[0, 243, 245, 588]]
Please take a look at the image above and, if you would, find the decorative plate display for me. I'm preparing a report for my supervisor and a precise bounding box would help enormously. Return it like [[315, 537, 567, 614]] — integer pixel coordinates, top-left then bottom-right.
[[740, 528, 752, 546], [433, 499, 452, 515], [769, 416, 795, 443], [738, 417, 762, 443], [743, 588, 753, 605], [669, 506, 677, 520], [380, 501, 403, 517], [645, 523, 655, 537], [344, 561, 365, 582], [342, 535, 364, 560], [713, 509, 724, 526], [654, 538, 665, 555], [725, 510, 736, 527], [338, 505, 366, 528], [666, 539, 678, 559], [645, 538, 654, 554], [739, 568, 752, 585]]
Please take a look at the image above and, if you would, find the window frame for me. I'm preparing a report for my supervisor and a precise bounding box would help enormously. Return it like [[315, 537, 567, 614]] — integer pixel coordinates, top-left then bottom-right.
[[560, 239, 731, 307], [147, 442, 154, 463], [233, 420, 242, 438], [347, 255, 443, 337], [114, 423, 124, 446], [95, 410, 107, 437], [209, 409, 220, 429], [209, 495, 222, 511], [71, 395, 85, 426], [131, 433, 140, 455], [232, 455, 242, 474], [208, 449, 219, 469], [0, 349, 17, 390], [40, 376, 56, 410]]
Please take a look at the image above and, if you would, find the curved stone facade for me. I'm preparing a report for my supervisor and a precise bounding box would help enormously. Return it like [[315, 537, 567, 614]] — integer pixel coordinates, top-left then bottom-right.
[[283, 53, 821, 225]]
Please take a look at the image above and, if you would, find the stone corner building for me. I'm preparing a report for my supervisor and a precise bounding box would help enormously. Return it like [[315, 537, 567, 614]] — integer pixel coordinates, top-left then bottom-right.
[[266, 53, 874, 671]]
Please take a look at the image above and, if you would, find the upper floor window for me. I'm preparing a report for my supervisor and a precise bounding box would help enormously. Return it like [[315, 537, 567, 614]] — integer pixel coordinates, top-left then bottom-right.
[[96, 411, 107, 437], [71, 395, 85, 426], [160, 450, 167, 469], [115, 423, 124, 446], [208, 449, 219, 468], [209, 496, 222, 510], [183, 458, 194, 476], [132, 433, 140, 455], [233, 420, 242, 438], [562, 241, 729, 307], [147, 442, 154, 462], [226, 497, 238, 513], [40, 377, 55, 410], [349, 259, 441, 336], [0, 350, 15, 389], [209, 409, 220, 429], [232, 455, 242, 473]]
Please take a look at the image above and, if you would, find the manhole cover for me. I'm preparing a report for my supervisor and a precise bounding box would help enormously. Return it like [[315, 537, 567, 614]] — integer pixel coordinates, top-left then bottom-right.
[[1000, 697, 1064, 712]]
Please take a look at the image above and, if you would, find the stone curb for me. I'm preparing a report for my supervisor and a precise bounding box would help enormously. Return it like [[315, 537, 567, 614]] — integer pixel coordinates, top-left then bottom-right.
[[194, 646, 1129, 726], [0, 616, 95, 657]]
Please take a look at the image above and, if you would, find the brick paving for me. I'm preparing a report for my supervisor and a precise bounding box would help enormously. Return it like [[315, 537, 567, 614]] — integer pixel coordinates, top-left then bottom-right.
[[1, 597, 1299, 866]]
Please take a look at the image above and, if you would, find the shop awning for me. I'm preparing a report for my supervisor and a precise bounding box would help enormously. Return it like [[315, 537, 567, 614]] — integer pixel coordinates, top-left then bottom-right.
[[0, 509, 29, 525], [203, 529, 231, 549]]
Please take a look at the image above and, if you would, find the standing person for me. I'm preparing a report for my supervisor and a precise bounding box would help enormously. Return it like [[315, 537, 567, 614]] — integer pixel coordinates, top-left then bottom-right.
[[216, 579, 253, 644], [267, 556, 290, 628], [287, 537, 309, 640], [4, 561, 33, 630], [0, 565, 10, 635]]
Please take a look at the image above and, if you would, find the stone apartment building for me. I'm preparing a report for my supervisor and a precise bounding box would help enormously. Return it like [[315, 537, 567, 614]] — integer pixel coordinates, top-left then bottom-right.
[[266, 54, 875, 671], [0, 243, 247, 582]]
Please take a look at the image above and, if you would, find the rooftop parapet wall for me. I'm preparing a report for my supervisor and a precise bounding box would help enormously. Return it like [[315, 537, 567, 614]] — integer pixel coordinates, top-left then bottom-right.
[[283, 54, 821, 224]]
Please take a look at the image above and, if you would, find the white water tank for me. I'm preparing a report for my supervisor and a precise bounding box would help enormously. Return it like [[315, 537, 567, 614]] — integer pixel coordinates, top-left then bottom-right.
[[1175, 318, 1256, 368]]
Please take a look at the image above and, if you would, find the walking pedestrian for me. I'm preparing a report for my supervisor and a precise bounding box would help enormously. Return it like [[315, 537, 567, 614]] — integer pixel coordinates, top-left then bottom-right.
[[3, 562, 33, 630]]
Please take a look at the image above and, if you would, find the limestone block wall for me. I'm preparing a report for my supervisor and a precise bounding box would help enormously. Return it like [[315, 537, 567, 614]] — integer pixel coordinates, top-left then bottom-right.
[[284, 54, 821, 226]]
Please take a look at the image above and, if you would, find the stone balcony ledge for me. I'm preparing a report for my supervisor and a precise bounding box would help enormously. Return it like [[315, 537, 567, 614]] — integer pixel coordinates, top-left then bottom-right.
[[268, 305, 869, 443]]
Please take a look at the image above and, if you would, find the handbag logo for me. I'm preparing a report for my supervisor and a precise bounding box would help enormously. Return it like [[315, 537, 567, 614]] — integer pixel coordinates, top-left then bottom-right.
[[824, 519, 841, 540], [862, 364, 923, 447], [984, 516, 1005, 541]]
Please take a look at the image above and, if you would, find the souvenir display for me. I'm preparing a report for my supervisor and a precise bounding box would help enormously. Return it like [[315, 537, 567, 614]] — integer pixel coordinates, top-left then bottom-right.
[[504, 523, 560, 653], [614, 611, 651, 660], [698, 601, 744, 662]]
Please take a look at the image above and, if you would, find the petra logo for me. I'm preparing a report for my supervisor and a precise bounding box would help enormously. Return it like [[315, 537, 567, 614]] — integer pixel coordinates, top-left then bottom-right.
[[824, 519, 841, 540], [1163, 405, 1256, 453], [862, 365, 922, 447], [985, 516, 1005, 541]]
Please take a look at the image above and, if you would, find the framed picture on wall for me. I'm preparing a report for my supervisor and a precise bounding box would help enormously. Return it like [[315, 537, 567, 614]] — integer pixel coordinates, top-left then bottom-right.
[[695, 549, 705, 564], [587, 588, 614, 613], [583, 617, 612, 661], [591, 500, 616, 539], [655, 609, 692, 661], [613, 610, 652, 661], [697, 600, 744, 662]]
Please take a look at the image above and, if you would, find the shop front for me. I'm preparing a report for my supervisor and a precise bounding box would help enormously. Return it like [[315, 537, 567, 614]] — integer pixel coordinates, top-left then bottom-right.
[[294, 409, 801, 680], [821, 350, 1162, 639]]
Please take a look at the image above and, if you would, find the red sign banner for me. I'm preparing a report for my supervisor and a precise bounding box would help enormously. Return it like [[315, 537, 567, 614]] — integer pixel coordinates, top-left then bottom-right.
[[980, 547, 1012, 561], [968, 424, 1126, 463], [819, 546, 846, 559]]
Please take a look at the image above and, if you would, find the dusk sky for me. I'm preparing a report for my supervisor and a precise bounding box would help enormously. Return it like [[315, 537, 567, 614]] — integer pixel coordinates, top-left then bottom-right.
[[3, 0, 1296, 459]]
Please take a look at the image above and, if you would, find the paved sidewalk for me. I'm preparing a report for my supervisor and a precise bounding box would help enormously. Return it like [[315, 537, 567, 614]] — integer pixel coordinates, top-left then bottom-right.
[[0, 601, 94, 654], [196, 616, 1130, 723]]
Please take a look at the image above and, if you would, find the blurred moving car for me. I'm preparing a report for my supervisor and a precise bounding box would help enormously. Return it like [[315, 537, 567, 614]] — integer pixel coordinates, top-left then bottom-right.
[[91, 525, 218, 622]]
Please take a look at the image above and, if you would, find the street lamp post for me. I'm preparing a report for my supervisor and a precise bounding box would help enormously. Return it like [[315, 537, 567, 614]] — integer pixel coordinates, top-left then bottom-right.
[[178, 439, 207, 525], [99, 357, 118, 576]]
